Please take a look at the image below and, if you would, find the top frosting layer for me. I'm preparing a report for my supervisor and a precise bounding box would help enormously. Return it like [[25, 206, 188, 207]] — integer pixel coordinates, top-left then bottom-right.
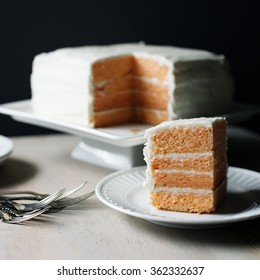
[[144, 117, 226, 138], [34, 42, 225, 65]]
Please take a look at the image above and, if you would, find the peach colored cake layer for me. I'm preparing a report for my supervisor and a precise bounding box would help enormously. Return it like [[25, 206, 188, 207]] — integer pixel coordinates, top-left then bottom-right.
[[132, 78, 169, 96], [92, 56, 133, 83], [151, 180, 227, 214], [93, 76, 132, 96], [133, 56, 169, 81], [151, 146, 227, 172], [151, 121, 227, 154], [94, 92, 132, 112], [134, 108, 169, 125], [153, 162, 226, 189], [93, 108, 133, 127]]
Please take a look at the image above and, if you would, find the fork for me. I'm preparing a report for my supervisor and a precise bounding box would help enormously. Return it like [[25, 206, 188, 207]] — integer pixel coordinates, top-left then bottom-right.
[[46, 190, 95, 213], [0, 206, 49, 224], [0, 181, 88, 202], [1, 188, 66, 212], [0, 181, 95, 223]]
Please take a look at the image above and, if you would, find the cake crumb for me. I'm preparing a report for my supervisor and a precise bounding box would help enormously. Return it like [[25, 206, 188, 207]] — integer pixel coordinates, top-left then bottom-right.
[[130, 128, 141, 134]]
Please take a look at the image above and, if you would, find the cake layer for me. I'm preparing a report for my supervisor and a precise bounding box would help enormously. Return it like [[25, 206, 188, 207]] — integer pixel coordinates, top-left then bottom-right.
[[132, 77, 168, 95], [93, 76, 132, 95], [93, 108, 133, 127], [150, 144, 227, 171], [133, 78, 169, 110], [92, 55, 170, 85], [133, 55, 169, 81], [151, 180, 227, 213], [153, 163, 226, 189], [149, 118, 227, 154], [94, 92, 132, 111], [133, 92, 168, 110], [92, 55, 133, 83], [134, 108, 169, 125]]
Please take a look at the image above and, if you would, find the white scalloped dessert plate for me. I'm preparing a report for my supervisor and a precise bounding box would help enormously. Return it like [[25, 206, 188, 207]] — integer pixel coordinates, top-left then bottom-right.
[[95, 166, 260, 229]]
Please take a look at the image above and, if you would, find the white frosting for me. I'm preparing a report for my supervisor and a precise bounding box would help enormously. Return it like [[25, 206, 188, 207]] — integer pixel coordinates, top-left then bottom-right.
[[153, 179, 226, 195], [145, 117, 224, 137], [31, 43, 233, 126], [154, 169, 212, 175], [31, 50, 93, 126], [145, 117, 226, 144], [150, 152, 212, 159], [153, 186, 212, 195], [33, 43, 224, 64], [132, 76, 169, 86]]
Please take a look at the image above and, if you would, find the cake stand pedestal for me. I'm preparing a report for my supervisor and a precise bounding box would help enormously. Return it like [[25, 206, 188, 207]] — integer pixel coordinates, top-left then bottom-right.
[[71, 137, 145, 170]]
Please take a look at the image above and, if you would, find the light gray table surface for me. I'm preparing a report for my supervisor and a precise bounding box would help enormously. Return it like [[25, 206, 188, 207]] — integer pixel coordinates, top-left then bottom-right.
[[0, 126, 260, 260]]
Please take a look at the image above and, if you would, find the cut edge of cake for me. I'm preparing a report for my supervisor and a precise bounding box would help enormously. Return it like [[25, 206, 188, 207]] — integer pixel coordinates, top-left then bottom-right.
[[143, 117, 228, 214]]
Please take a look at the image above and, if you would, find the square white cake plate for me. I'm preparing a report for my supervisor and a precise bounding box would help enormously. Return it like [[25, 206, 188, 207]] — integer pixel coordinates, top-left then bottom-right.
[[0, 100, 150, 169]]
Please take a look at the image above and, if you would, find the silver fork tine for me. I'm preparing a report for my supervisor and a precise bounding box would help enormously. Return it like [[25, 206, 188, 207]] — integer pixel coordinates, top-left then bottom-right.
[[0, 195, 42, 201], [56, 181, 88, 201], [29, 188, 66, 210], [3, 208, 49, 224], [47, 190, 95, 213], [36, 188, 65, 204], [0, 191, 45, 201], [16, 188, 66, 211], [0, 182, 88, 202], [1, 201, 48, 217]]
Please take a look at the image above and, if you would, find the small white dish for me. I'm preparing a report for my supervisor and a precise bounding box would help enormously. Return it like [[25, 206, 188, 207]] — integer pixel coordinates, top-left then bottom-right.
[[95, 166, 260, 229], [0, 135, 13, 164]]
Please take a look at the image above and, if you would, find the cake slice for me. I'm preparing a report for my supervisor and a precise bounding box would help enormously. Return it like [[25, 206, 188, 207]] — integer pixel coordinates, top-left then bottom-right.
[[143, 117, 227, 214]]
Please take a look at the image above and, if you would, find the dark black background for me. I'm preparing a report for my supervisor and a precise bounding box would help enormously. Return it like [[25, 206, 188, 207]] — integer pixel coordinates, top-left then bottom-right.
[[0, 0, 259, 136]]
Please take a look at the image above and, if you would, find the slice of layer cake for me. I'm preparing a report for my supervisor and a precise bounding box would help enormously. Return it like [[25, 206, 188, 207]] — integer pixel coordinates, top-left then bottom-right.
[[31, 43, 233, 127], [143, 117, 227, 214]]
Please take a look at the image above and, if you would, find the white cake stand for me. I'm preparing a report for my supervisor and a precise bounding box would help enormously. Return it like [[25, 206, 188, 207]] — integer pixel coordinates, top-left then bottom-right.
[[71, 138, 145, 170], [0, 100, 150, 170]]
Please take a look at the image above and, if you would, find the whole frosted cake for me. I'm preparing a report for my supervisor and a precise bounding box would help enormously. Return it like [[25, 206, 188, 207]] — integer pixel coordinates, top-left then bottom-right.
[[143, 117, 228, 213], [31, 43, 234, 127]]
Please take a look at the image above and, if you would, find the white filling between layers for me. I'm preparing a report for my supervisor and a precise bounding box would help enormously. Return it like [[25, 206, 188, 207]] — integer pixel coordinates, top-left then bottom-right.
[[154, 169, 212, 175], [150, 152, 212, 159], [152, 179, 226, 196], [153, 186, 212, 195]]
